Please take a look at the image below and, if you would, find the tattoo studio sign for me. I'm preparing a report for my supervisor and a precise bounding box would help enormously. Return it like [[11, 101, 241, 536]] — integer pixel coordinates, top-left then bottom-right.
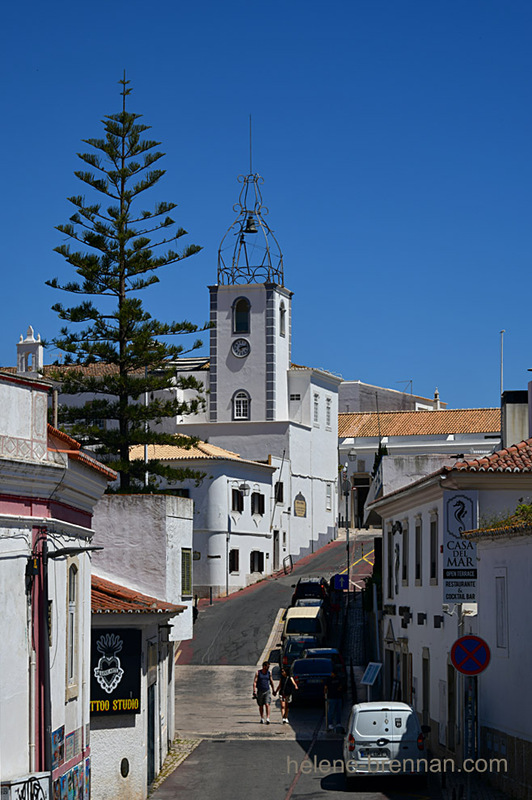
[[91, 628, 141, 715], [443, 491, 478, 603]]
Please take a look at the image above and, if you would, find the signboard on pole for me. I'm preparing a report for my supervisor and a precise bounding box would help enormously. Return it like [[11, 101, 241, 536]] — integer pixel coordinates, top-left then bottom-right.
[[443, 490, 478, 603], [451, 635, 490, 675], [332, 572, 349, 590]]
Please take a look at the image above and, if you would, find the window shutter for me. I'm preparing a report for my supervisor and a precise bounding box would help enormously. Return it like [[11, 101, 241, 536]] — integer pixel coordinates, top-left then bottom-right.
[[181, 549, 192, 597]]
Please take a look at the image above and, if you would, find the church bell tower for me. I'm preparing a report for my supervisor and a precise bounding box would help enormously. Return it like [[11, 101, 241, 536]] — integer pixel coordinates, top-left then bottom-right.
[[209, 172, 292, 423]]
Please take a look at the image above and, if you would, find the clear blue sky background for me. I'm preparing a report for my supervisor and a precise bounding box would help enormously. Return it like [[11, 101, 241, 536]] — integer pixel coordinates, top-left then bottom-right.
[[2, 0, 532, 409]]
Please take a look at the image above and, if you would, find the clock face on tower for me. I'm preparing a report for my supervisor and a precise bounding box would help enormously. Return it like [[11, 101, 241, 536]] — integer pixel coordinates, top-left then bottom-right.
[[231, 338, 250, 358]]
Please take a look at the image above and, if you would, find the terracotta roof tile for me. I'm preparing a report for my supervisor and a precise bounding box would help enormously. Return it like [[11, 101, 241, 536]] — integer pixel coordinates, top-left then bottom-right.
[[92, 574, 186, 615], [452, 437, 532, 472], [47, 424, 117, 480], [338, 408, 500, 438], [129, 437, 274, 469], [462, 523, 532, 540]]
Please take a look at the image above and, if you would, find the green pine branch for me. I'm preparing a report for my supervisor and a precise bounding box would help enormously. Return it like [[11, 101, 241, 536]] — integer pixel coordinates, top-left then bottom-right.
[[48, 78, 211, 491]]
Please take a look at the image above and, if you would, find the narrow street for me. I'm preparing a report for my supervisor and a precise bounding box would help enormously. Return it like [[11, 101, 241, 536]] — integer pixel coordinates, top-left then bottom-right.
[[150, 533, 439, 800]]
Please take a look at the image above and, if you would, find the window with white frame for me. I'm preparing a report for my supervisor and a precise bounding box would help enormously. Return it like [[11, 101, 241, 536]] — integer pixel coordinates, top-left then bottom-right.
[[67, 563, 78, 688], [326, 483, 332, 511], [279, 302, 286, 337], [232, 488, 244, 513], [251, 492, 265, 515], [313, 393, 319, 424], [250, 551, 264, 573], [326, 398, 332, 429], [233, 391, 250, 420], [229, 548, 240, 573]]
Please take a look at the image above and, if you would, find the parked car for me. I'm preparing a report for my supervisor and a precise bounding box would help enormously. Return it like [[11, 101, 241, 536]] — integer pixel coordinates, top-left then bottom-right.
[[281, 636, 319, 668], [294, 598, 323, 608], [290, 577, 329, 607], [290, 657, 334, 703], [302, 647, 347, 688], [282, 607, 327, 645], [342, 701, 431, 786]]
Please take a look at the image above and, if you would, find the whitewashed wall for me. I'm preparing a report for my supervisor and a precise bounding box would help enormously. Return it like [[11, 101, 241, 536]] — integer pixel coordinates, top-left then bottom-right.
[[475, 534, 532, 742], [91, 495, 194, 642]]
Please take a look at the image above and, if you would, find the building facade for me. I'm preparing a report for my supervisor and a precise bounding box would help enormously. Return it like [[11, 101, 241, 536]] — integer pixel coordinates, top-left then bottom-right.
[[0, 369, 115, 799], [370, 440, 532, 778]]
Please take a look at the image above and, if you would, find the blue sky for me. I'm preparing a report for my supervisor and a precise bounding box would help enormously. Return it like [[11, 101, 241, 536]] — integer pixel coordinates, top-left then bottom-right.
[[2, 0, 532, 409]]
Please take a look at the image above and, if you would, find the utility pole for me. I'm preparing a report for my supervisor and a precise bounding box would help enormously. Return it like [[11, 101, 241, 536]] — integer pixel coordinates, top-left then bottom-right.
[[342, 464, 351, 581]]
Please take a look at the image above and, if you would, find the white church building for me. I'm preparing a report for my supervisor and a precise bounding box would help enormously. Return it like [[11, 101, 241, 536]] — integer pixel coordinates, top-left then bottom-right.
[[160, 171, 342, 569]]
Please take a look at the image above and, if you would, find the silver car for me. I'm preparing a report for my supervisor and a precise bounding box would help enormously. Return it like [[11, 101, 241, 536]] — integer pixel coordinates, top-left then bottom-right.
[[343, 701, 430, 786]]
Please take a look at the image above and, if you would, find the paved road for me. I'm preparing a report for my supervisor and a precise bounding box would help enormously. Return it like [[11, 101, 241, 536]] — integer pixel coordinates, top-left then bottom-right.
[[152, 740, 433, 800], [177, 533, 376, 666], [150, 532, 441, 800]]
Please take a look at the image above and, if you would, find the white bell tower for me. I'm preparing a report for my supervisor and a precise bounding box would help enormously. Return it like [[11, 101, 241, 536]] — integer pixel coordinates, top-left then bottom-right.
[[209, 172, 292, 423], [17, 325, 44, 378]]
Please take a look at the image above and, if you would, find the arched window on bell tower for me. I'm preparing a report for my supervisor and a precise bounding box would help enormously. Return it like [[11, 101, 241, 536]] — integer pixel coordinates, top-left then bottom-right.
[[279, 301, 286, 337], [233, 390, 250, 420], [233, 297, 250, 334]]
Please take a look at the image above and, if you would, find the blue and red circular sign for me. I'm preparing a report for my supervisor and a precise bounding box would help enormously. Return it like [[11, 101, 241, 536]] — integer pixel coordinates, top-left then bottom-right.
[[451, 635, 490, 675]]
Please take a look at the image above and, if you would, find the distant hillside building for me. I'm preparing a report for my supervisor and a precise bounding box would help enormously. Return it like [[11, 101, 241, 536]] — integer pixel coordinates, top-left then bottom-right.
[[338, 380, 447, 414]]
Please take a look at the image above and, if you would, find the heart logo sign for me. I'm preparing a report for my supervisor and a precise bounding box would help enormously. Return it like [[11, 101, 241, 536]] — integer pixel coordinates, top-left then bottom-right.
[[94, 632, 125, 694]]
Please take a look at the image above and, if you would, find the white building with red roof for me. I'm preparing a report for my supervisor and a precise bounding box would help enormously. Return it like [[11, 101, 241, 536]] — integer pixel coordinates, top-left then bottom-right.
[[340, 407, 502, 526], [369, 438, 532, 787], [90, 575, 185, 800]]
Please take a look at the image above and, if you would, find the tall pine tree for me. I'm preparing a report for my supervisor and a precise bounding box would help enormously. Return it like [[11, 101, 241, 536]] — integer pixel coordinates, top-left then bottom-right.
[[47, 76, 209, 490]]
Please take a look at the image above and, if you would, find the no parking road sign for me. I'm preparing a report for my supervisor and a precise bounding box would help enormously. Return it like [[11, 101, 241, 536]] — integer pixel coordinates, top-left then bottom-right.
[[451, 635, 490, 675]]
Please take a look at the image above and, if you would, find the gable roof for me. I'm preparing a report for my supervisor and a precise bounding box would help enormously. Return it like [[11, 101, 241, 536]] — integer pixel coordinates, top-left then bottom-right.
[[451, 438, 532, 473], [92, 574, 185, 615], [129, 437, 275, 470], [371, 436, 532, 509], [338, 408, 500, 438], [47, 425, 117, 480]]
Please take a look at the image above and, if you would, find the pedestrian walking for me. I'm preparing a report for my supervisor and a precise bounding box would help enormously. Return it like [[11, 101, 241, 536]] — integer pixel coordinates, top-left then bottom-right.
[[324, 668, 344, 731], [276, 667, 298, 724], [253, 661, 276, 724]]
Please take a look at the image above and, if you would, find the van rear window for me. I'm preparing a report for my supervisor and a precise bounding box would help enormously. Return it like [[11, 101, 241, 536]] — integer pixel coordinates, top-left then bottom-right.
[[286, 619, 319, 634], [354, 710, 418, 737], [354, 710, 394, 736]]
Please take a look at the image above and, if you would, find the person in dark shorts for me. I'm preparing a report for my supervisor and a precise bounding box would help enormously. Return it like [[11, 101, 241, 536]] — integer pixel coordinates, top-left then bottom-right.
[[324, 668, 344, 731], [253, 661, 276, 724], [276, 666, 298, 724]]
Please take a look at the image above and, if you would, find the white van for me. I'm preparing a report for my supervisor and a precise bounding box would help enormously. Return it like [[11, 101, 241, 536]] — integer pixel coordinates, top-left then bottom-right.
[[343, 701, 430, 785], [281, 607, 327, 645]]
